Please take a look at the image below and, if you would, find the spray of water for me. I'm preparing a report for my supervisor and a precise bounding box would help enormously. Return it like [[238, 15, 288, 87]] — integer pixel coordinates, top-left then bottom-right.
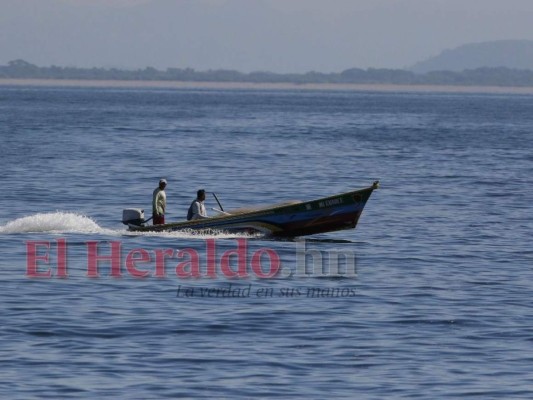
[[0, 212, 105, 234], [0, 211, 262, 240], [124, 228, 263, 240]]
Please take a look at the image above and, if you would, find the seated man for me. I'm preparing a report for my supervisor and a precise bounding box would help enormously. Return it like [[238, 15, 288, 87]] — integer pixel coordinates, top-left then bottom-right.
[[187, 189, 208, 220]]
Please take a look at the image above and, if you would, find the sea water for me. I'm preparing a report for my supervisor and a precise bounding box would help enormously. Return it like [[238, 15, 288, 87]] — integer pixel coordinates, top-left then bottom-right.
[[0, 86, 532, 398]]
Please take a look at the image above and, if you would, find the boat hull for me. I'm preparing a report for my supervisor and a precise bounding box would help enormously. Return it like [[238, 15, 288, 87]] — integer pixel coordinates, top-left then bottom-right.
[[129, 182, 378, 237]]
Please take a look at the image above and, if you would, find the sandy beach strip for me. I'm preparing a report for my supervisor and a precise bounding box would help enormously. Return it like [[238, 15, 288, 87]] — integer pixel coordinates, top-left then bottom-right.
[[1, 78, 533, 94]]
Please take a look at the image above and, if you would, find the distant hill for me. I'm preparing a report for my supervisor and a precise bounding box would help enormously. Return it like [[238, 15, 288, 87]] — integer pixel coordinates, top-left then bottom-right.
[[3, 59, 533, 87], [411, 40, 533, 73]]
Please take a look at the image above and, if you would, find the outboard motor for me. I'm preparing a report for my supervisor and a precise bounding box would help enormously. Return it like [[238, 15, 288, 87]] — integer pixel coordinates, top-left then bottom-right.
[[122, 208, 145, 226]]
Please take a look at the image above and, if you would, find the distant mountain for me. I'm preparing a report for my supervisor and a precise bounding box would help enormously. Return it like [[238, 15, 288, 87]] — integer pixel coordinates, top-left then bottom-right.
[[411, 40, 533, 73], [3, 59, 533, 87]]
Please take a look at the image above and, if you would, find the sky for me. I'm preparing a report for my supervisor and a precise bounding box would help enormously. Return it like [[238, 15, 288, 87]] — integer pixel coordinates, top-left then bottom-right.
[[1, 0, 533, 73]]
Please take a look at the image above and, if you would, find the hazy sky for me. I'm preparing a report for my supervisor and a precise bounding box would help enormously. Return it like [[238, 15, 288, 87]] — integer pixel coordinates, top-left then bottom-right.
[[1, 0, 533, 72]]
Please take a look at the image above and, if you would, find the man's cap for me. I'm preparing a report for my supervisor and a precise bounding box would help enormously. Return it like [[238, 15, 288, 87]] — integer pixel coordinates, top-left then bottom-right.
[[159, 179, 167, 185]]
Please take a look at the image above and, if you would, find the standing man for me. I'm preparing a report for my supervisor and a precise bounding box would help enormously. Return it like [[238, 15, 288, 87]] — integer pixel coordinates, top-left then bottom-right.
[[153, 179, 167, 225], [187, 189, 208, 220]]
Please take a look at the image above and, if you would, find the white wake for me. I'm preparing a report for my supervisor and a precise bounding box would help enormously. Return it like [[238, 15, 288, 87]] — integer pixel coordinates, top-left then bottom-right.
[[0, 212, 109, 234], [0, 211, 262, 239]]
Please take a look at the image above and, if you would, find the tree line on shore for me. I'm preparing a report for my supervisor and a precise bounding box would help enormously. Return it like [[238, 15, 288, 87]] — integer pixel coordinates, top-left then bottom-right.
[[2, 59, 533, 87]]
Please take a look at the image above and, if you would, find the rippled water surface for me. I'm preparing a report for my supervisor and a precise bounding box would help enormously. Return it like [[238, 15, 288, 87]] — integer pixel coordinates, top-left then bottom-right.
[[0, 86, 532, 399]]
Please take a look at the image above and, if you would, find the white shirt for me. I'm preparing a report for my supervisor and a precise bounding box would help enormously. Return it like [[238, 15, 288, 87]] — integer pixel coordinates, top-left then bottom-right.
[[190, 200, 207, 220], [152, 188, 166, 216]]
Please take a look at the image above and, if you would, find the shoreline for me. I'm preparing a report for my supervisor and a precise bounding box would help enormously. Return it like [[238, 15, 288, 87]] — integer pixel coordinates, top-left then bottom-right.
[[2, 78, 533, 94]]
